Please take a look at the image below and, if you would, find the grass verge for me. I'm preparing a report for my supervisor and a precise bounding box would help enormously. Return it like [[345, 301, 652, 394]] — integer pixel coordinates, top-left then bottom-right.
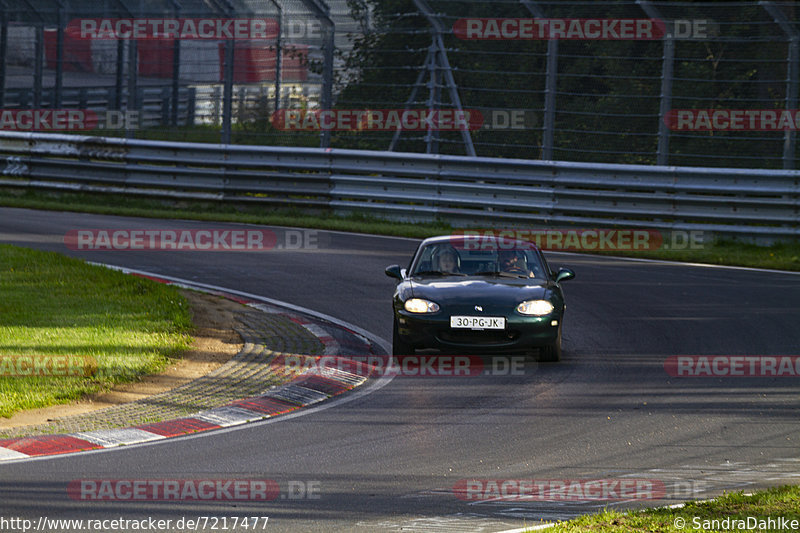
[[1, 188, 799, 271], [535, 485, 800, 532], [0, 243, 192, 418]]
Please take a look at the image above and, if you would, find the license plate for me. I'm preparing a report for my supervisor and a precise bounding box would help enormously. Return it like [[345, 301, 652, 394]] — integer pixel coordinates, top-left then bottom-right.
[[450, 316, 506, 330]]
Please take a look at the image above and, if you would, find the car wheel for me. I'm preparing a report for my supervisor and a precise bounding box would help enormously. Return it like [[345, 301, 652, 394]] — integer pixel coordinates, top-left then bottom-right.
[[538, 324, 562, 362], [392, 319, 415, 355]]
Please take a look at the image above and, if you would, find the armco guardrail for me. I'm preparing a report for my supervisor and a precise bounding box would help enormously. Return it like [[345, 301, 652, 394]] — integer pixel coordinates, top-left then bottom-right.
[[0, 131, 797, 240]]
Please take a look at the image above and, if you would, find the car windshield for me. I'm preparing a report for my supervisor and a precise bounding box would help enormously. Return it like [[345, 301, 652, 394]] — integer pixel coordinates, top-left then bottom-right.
[[410, 239, 546, 279]]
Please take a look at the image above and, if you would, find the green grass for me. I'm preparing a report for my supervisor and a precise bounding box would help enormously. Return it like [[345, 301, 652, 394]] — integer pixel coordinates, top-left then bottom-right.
[[589, 239, 800, 272], [0, 188, 799, 271], [537, 485, 800, 532], [0, 243, 192, 418]]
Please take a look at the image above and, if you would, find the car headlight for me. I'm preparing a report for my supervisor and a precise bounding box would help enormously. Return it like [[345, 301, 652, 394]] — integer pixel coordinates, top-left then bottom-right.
[[404, 298, 440, 314], [516, 299, 554, 316]]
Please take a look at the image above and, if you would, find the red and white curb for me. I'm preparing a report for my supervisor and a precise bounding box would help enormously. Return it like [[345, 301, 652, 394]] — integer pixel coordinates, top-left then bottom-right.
[[248, 302, 341, 356], [0, 267, 386, 463]]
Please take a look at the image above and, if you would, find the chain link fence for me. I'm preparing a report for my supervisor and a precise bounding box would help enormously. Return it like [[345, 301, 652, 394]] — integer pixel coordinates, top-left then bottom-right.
[[1, 0, 341, 144], [1, 1, 799, 168]]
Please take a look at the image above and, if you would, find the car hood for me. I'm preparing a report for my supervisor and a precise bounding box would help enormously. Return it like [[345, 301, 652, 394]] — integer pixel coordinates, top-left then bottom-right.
[[409, 276, 550, 306]]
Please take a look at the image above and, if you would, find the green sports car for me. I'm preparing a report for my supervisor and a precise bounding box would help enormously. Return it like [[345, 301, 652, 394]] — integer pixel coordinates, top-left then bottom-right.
[[385, 235, 575, 361]]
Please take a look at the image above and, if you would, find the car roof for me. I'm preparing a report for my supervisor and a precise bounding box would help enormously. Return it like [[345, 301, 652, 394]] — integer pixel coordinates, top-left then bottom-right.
[[420, 234, 542, 251]]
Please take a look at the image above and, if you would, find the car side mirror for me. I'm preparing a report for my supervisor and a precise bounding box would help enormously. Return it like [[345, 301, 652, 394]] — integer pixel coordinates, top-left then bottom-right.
[[385, 264, 403, 280], [554, 268, 575, 283]]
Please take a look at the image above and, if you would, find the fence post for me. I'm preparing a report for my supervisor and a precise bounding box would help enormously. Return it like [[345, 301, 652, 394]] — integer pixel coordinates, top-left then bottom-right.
[[272, 1, 283, 112], [115, 40, 125, 110], [786, 39, 798, 170], [541, 39, 558, 161], [762, 1, 798, 170], [222, 39, 235, 143], [521, 1, 557, 161], [33, 24, 43, 108], [170, 0, 181, 127], [54, 0, 66, 108], [297, 1, 335, 148], [187, 87, 196, 125], [638, 0, 674, 166], [320, 17, 335, 148], [127, 39, 138, 138], [426, 41, 440, 154], [0, 1, 7, 109]]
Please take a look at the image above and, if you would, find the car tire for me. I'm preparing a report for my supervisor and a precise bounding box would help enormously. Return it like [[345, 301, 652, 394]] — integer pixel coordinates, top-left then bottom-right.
[[538, 324, 562, 362], [393, 319, 415, 355]]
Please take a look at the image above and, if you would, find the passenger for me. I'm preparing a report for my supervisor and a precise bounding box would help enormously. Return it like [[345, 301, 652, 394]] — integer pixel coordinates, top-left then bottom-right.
[[436, 249, 461, 274]]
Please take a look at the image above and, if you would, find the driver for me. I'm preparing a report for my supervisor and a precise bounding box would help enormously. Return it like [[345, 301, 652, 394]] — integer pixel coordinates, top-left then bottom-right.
[[498, 250, 530, 276]]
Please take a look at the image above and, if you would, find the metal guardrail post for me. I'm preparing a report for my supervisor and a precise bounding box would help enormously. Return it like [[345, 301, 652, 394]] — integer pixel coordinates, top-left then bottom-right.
[[521, 0, 557, 161], [762, 1, 798, 170], [638, 0, 674, 167]]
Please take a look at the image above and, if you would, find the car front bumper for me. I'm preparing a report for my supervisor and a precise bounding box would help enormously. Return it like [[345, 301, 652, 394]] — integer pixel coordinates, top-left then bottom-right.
[[395, 309, 561, 353]]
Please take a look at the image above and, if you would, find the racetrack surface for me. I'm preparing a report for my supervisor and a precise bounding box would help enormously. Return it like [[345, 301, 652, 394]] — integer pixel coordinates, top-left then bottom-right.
[[1, 207, 799, 532]]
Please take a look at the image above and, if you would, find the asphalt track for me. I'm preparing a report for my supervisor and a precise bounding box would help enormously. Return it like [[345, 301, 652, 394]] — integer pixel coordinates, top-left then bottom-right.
[[0, 206, 799, 532]]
